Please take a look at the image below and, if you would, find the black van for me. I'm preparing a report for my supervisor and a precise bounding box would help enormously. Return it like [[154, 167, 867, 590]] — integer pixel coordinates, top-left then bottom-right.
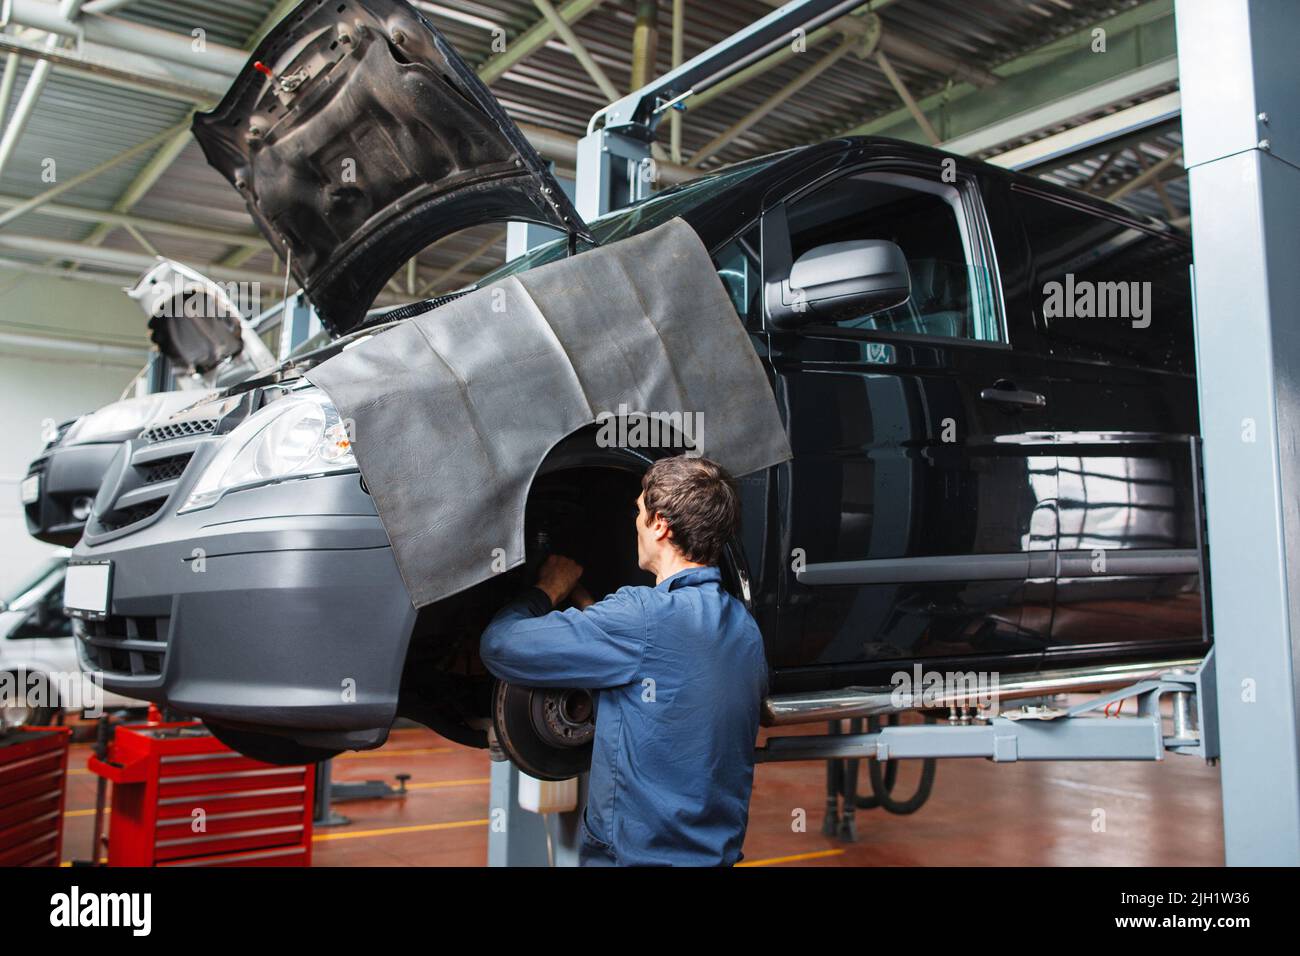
[[67, 0, 1204, 775]]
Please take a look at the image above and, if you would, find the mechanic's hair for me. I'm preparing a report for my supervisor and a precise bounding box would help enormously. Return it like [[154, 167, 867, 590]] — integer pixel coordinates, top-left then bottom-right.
[[640, 456, 740, 567]]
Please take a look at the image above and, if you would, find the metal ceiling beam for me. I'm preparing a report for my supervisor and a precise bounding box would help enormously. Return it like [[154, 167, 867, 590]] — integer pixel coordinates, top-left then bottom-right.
[[0, 232, 285, 284], [8, 0, 248, 74], [0, 32, 60, 178], [684, 0, 899, 114], [1106, 145, 1182, 201], [690, 37, 858, 166], [0, 33, 226, 102], [477, 0, 607, 86], [630, 0, 659, 92], [79, 124, 193, 246], [0, 50, 21, 128], [874, 48, 939, 145], [942, 58, 1180, 160], [0, 194, 263, 245], [79, 0, 305, 254], [81, 0, 141, 14], [756, 0, 997, 88], [0, 232, 408, 305], [1131, 144, 1179, 218], [0, 254, 136, 286], [1082, 149, 1125, 191], [842, 0, 1175, 144], [0, 326, 149, 364], [531, 0, 620, 103], [988, 91, 1181, 170], [669, 0, 684, 163], [0, 120, 189, 228], [417, 232, 504, 297]]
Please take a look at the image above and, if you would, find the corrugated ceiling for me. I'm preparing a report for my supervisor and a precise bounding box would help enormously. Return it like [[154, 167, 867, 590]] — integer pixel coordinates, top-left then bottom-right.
[[0, 0, 1183, 310]]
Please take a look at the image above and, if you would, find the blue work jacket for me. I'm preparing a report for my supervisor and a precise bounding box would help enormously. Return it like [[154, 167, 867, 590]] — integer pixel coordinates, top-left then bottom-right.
[[480, 565, 769, 866]]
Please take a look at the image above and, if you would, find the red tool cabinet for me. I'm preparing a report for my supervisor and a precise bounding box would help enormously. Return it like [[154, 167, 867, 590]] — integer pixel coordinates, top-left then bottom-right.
[[0, 726, 73, 866], [88, 721, 315, 867]]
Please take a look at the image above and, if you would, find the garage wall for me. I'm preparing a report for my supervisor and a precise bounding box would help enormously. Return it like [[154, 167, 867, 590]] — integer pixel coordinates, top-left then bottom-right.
[[0, 268, 148, 595]]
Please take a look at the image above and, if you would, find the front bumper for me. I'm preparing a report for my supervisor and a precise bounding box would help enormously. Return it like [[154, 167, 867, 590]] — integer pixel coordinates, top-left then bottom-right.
[[71, 452, 417, 752], [23, 441, 120, 545]]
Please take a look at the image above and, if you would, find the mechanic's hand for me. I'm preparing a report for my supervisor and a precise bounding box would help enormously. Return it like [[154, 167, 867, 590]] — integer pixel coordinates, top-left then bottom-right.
[[569, 584, 595, 610], [537, 554, 584, 607]]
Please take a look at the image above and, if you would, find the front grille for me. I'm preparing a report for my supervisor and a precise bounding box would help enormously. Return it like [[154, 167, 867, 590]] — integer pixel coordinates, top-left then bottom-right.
[[77, 615, 168, 679], [88, 436, 209, 537], [144, 418, 218, 444], [99, 503, 168, 532], [142, 454, 190, 484]]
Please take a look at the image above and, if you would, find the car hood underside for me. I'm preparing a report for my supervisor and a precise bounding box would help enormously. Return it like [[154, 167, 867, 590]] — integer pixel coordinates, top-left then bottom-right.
[[192, 0, 591, 336]]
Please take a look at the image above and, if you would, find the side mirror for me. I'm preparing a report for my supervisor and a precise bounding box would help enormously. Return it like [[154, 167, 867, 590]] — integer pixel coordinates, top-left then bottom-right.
[[768, 238, 911, 328]]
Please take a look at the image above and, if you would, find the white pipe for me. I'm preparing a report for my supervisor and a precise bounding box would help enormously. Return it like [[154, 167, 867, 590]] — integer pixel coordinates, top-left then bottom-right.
[[0, 34, 55, 178], [0, 51, 20, 128], [0, 329, 147, 363], [9, 0, 248, 75]]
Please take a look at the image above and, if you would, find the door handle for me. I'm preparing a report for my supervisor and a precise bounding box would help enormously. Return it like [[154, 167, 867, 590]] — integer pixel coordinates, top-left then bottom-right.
[[980, 382, 1046, 409]]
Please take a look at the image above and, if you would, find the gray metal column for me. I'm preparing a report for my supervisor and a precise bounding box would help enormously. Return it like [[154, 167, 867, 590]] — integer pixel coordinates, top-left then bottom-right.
[[487, 760, 584, 867], [575, 129, 654, 220], [507, 175, 576, 259], [1176, 0, 1300, 864], [276, 292, 320, 361]]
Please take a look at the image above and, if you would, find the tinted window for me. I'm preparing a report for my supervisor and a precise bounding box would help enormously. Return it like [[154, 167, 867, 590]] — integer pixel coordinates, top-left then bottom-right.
[[477, 155, 783, 287], [785, 173, 1002, 342], [1012, 187, 1193, 372], [713, 227, 761, 326]]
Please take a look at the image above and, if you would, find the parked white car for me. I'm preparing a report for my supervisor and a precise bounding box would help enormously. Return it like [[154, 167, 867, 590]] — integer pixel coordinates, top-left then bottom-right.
[[1, 554, 140, 728]]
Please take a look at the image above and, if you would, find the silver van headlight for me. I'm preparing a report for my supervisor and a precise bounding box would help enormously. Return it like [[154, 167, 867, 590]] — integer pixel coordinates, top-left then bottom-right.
[[179, 390, 355, 512]]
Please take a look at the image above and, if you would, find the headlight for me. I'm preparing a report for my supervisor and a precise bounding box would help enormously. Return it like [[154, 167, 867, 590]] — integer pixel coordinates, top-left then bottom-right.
[[63, 400, 154, 444], [179, 390, 355, 512]]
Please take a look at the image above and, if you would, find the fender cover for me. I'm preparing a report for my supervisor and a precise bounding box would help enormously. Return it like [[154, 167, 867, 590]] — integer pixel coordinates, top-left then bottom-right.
[[306, 218, 792, 607]]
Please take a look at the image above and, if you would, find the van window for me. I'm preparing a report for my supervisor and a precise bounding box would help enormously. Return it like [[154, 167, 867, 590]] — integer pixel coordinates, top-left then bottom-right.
[[1012, 187, 1193, 373], [714, 227, 761, 326], [785, 172, 1002, 343]]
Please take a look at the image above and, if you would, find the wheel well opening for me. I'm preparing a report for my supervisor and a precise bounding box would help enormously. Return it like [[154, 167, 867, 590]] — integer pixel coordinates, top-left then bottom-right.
[[396, 462, 649, 743]]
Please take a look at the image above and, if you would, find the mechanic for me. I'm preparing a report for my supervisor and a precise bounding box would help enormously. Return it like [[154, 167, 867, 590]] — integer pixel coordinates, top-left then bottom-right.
[[479, 455, 769, 866]]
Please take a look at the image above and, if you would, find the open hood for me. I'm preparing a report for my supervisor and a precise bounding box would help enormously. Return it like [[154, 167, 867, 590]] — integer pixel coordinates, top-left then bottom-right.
[[192, 0, 593, 336], [127, 259, 277, 377]]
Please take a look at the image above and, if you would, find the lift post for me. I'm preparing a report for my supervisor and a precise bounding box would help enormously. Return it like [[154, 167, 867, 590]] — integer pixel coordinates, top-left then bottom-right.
[[574, 0, 868, 218], [1175, 0, 1300, 865]]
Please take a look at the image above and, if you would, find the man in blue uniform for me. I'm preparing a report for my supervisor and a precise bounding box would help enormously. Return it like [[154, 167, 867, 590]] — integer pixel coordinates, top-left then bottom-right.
[[480, 455, 768, 866]]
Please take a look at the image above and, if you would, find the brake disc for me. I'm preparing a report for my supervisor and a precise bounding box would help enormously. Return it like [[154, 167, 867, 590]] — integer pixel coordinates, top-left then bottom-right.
[[491, 681, 594, 781]]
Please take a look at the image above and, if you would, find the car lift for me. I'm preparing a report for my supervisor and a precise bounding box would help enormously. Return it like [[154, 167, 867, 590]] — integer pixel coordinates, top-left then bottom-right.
[[489, 0, 1300, 866], [760, 651, 1217, 766]]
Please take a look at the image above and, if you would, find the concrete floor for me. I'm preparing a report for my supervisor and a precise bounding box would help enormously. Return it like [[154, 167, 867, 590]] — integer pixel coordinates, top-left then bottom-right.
[[56, 713, 1225, 866]]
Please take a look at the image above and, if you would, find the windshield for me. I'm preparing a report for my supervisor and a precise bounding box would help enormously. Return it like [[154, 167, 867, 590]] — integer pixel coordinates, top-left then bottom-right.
[[286, 327, 333, 359], [475, 154, 784, 286]]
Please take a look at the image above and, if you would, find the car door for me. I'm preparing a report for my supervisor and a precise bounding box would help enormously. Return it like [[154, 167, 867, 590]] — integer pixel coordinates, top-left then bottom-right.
[[1007, 185, 1206, 661], [762, 162, 1057, 682]]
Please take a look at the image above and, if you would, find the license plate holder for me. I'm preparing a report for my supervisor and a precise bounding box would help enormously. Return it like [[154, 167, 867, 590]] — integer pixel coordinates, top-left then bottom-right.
[[65, 560, 113, 621]]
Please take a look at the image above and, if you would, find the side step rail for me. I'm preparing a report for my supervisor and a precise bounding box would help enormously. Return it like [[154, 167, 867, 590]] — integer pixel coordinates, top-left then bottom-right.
[[756, 650, 1217, 765]]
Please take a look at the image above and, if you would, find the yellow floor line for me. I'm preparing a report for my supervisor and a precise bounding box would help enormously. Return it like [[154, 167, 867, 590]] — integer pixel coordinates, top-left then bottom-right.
[[64, 807, 111, 818], [737, 848, 846, 867], [313, 818, 489, 842]]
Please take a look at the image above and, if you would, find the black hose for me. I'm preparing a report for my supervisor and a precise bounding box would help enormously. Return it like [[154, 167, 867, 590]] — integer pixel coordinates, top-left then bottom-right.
[[853, 713, 938, 815]]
